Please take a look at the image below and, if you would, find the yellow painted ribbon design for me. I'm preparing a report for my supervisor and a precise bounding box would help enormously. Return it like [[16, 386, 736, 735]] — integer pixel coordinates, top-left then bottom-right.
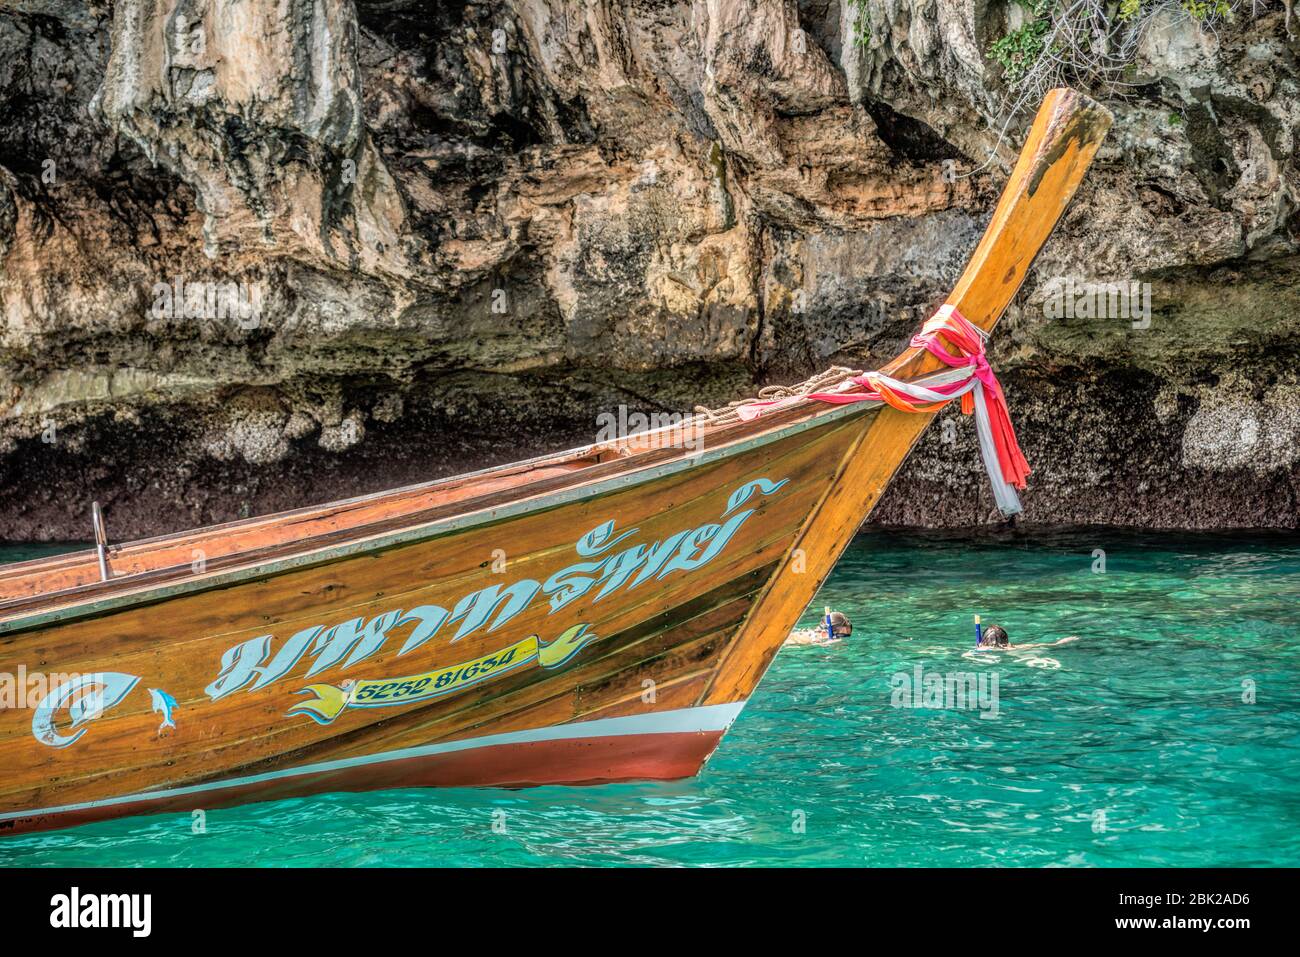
[[289, 623, 598, 725]]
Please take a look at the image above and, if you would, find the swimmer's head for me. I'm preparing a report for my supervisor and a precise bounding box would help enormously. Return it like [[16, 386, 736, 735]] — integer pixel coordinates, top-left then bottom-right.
[[829, 611, 852, 637], [982, 624, 1009, 648]]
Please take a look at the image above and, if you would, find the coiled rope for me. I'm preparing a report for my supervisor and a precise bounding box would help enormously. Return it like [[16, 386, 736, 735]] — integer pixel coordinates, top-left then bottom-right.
[[692, 365, 864, 425]]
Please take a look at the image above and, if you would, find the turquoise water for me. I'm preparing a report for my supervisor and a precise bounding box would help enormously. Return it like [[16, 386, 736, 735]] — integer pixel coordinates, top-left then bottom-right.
[[2, 530, 1298, 867]]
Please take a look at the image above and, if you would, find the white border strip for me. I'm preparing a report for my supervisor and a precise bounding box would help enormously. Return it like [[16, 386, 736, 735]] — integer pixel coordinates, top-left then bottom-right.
[[0, 702, 747, 824]]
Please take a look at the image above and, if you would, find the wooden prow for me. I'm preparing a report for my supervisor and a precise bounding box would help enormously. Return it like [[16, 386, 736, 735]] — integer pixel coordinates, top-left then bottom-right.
[[701, 89, 1112, 705], [884, 88, 1113, 378]]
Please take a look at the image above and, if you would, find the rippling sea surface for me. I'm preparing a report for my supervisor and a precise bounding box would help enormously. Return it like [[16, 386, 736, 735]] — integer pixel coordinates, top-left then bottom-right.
[[2, 530, 1297, 867]]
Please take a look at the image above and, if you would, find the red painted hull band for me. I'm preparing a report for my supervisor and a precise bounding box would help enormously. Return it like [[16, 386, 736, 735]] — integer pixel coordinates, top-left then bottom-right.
[[0, 729, 725, 837]]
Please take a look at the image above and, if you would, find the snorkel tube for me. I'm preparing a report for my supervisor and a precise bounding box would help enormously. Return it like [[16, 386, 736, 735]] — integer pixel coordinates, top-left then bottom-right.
[[975, 614, 983, 648]]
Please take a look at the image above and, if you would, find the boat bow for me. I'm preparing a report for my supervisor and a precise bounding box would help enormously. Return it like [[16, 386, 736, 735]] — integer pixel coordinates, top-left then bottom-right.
[[0, 90, 1111, 835]]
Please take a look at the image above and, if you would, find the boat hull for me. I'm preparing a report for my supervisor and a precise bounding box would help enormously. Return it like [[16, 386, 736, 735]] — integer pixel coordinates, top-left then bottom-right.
[[0, 409, 871, 835], [0, 705, 738, 835]]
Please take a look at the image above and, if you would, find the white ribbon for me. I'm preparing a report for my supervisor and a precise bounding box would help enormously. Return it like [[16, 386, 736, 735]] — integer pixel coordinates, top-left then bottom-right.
[[865, 371, 1023, 517]]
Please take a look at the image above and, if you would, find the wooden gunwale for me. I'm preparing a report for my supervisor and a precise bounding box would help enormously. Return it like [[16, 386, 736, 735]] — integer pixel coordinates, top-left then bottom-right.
[[0, 400, 855, 630], [0, 366, 967, 636], [16, 416, 840, 679], [0, 389, 837, 591], [0, 363, 977, 621]]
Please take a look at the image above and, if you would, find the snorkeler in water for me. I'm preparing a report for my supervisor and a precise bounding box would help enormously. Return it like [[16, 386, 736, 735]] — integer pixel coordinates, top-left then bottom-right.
[[978, 624, 1079, 650], [981, 624, 1010, 648], [785, 611, 853, 646]]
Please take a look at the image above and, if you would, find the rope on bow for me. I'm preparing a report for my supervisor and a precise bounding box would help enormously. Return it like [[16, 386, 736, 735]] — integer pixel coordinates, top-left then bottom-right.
[[735, 304, 1031, 516]]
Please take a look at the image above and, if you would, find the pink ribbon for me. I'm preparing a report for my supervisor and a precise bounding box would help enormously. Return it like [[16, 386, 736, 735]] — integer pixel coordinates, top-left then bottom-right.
[[736, 304, 1030, 514]]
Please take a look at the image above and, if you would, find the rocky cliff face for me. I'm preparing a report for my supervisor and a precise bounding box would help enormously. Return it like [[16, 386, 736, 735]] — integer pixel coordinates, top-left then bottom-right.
[[0, 0, 1296, 540]]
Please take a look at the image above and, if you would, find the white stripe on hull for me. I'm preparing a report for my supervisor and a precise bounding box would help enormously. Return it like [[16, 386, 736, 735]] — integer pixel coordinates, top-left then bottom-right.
[[0, 701, 747, 824]]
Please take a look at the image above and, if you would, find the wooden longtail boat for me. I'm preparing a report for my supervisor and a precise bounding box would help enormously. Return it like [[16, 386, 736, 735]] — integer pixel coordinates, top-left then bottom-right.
[[0, 90, 1110, 836]]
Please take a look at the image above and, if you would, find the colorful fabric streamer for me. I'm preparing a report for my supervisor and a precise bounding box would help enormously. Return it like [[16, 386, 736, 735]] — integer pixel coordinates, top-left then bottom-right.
[[736, 305, 1030, 516]]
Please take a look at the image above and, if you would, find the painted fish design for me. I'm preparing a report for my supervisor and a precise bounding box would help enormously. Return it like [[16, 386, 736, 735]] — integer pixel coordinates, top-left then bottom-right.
[[148, 688, 178, 732]]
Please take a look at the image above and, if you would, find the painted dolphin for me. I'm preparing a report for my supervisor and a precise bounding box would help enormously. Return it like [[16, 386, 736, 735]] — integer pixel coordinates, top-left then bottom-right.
[[149, 688, 178, 732]]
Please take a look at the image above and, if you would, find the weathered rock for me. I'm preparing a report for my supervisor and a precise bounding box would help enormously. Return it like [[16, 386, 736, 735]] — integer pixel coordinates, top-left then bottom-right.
[[0, 0, 1296, 540]]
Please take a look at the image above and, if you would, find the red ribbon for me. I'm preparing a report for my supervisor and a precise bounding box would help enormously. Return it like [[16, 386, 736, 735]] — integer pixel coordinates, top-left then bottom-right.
[[766, 305, 1031, 490]]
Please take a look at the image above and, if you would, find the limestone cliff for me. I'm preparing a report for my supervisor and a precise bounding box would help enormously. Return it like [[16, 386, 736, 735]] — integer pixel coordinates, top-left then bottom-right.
[[0, 0, 1296, 539]]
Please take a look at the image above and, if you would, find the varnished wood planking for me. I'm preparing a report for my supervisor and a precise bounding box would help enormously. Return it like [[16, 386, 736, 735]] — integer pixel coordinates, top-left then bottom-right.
[[0, 393, 837, 606], [176, 573, 768, 794], [331, 578, 769, 762], [0, 411, 864, 812], [0, 461, 593, 600], [0, 403, 865, 633], [4, 409, 863, 661], [0, 499, 786, 807]]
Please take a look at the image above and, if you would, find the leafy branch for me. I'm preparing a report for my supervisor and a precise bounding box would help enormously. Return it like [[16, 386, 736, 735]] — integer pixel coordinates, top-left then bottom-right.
[[848, 0, 872, 46], [987, 0, 1242, 121]]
